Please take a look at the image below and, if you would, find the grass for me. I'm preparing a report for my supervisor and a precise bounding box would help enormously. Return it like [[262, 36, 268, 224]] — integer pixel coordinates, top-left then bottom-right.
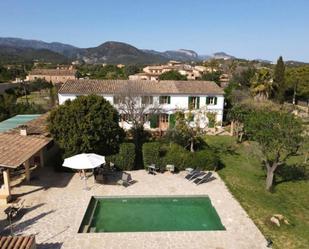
[[205, 135, 309, 249], [17, 90, 52, 110]]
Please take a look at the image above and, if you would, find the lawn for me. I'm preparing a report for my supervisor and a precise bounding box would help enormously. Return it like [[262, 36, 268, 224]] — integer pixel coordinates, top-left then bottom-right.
[[205, 136, 309, 249], [17, 90, 52, 110]]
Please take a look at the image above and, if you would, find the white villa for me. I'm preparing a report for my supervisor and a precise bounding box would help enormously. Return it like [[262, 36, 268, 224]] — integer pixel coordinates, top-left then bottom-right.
[[58, 79, 225, 130]]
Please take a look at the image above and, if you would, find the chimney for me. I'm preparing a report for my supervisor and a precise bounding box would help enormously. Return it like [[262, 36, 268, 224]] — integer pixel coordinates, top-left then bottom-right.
[[20, 125, 28, 136]]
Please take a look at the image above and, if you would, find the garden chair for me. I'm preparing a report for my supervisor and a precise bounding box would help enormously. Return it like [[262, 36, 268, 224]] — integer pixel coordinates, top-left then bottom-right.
[[117, 172, 133, 187]]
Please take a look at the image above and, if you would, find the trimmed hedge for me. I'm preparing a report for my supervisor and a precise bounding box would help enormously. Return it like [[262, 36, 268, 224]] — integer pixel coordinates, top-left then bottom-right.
[[142, 142, 164, 168], [143, 141, 220, 171], [163, 143, 189, 170], [107, 143, 135, 170]]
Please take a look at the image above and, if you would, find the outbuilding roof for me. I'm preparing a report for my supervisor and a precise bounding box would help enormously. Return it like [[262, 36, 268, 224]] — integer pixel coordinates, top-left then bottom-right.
[[0, 235, 36, 249], [58, 79, 224, 95], [0, 133, 51, 168]]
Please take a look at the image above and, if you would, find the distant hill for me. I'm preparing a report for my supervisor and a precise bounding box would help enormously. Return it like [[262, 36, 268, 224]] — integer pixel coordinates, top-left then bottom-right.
[[79, 41, 168, 64], [0, 45, 69, 64], [0, 37, 79, 58], [144, 49, 199, 62], [285, 60, 309, 67], [212, 52, 235, 60]]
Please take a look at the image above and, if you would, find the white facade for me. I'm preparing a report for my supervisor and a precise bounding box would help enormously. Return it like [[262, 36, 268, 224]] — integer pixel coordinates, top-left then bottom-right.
[[58, 93, 224, 130]]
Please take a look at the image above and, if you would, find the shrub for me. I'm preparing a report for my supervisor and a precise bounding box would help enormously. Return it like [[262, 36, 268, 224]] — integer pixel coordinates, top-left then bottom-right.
[[106, 143, 135, 170], [142, 142, 164, 168], [188, 150, 220, 171], [163, 143, 190, 170], [207, 112, 217, 128]]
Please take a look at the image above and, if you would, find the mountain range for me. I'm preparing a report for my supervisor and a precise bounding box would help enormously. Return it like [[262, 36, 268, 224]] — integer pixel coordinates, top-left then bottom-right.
[[2, 37, 305, 65], [0, 37, 239, 65]]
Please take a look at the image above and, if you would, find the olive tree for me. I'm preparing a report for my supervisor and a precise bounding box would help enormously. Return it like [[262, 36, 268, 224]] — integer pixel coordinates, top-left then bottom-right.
[[244, 110, 303, 191], [48, 95, 125, 157]]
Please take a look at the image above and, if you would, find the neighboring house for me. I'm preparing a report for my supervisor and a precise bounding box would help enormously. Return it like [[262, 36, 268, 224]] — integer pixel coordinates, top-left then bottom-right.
[[219, 73, 230, 88], [58, 79, 225, 130], [27, 66, 77, 84], [130, 61, 204, 81], [129, 73, 159, 81]]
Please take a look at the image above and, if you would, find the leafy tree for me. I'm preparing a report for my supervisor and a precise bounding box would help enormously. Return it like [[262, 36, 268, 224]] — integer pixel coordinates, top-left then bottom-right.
[[285, 65, 309, 101], [204, 59, 219, 73], [273, 56, 286, 103], [244, 110, 303, 191], [250, 68, 273, 101], [165, 111, 204, 152], [158, 70, 187, 80], [201, 71, 222, 84], [124, 65, 140, 78], [232, 67, 256, 88], [48, 95, 125, 157]]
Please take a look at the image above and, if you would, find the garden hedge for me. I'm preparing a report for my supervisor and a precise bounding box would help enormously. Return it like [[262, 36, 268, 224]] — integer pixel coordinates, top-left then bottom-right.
[[143, 141, 220, 171], [107, 142, 135, 170]]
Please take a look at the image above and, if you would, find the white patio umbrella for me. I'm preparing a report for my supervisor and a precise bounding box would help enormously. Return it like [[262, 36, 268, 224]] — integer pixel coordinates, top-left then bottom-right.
[[63, 153, 105, 190]]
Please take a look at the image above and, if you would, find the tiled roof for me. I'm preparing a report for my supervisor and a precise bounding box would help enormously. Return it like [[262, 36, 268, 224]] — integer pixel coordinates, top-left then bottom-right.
[[0, 235, 36, 249], [29, 68, 76, 76], [59, 79, 224, 95], [0, 133, 51, 168]]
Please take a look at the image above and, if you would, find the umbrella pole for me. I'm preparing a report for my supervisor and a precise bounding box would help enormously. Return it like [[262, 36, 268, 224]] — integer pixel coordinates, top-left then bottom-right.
[[83, 170, 90, 191]]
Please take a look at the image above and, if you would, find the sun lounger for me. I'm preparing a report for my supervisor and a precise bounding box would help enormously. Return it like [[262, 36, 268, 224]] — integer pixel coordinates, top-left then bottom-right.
[[185, 169, 199, 179], [193, 172, 215, 185], [185, 169, 206, 180], [117, 172, 133, 186]]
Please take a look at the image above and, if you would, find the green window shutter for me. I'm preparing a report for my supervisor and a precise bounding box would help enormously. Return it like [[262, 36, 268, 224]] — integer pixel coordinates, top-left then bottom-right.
[[206, 97, 210, 105], [197, 97, 200, 109], [214, 97, 217, 105], [168, 96, 171, 104], [150, 114, 159, 128], [188, 97, 192, 108], [169, 114, 176, 128]]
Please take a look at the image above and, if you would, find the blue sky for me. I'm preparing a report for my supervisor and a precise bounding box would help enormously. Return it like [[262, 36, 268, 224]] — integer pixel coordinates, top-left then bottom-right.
[[0, 0, 309, 61]]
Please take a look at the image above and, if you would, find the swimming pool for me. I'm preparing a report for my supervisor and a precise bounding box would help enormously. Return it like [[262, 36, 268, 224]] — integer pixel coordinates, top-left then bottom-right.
[[0, 114, 41, 132], [79, 196, 225, 233]]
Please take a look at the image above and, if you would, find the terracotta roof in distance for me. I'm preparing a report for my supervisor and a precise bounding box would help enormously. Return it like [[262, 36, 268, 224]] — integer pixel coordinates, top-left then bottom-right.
[[29, 68, 76, 76]]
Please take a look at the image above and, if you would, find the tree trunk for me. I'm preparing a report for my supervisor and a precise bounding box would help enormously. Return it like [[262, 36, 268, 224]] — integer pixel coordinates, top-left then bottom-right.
[[190, 140, 195, 152], [230, 120, 235, 136], [266, 168, 274, 191]]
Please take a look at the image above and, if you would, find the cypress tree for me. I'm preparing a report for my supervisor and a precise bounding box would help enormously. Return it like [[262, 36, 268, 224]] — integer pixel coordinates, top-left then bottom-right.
[[273, 56, 286, 103]]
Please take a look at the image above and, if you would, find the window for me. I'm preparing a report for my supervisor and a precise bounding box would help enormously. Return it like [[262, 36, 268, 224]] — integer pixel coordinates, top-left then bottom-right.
[[141, 96, 153, 105], [206, 96, 217, 105], [188, 96, 200, 109], [159, 96, 171, 104]]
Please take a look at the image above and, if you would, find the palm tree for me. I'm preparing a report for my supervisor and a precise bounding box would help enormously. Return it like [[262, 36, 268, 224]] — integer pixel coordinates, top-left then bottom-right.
[[250, 68, 273, 101]]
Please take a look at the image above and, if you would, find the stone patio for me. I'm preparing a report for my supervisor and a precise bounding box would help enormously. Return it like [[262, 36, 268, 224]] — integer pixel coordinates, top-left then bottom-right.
[[0, 167, 267, 249]]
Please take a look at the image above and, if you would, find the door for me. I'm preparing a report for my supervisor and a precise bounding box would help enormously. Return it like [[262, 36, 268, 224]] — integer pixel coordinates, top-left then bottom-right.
[[159, 114, 169, 130]]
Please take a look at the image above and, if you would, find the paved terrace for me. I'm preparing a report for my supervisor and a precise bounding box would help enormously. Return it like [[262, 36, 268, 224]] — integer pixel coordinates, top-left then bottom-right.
[[0, 168, 267, 249]]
